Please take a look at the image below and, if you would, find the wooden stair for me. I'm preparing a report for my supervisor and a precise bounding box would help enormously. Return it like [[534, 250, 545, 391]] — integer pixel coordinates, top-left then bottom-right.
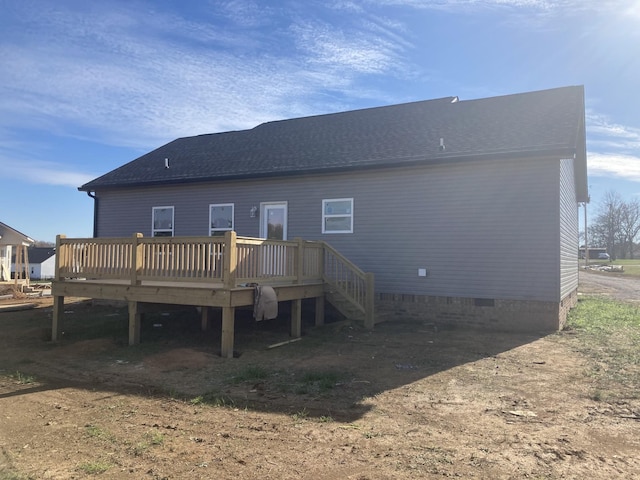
[[325, 288, 366, 322], [322, 244, 374, 329]]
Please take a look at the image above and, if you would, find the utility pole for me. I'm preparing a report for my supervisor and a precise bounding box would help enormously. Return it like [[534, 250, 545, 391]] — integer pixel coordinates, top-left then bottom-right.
[[584, 199, 589, 267]]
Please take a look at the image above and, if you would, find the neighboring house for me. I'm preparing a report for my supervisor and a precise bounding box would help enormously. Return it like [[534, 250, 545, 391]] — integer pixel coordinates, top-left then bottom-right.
[[12, 247, 56, 280], [0, 222, 34, 282], [78, 86, 588, 332]]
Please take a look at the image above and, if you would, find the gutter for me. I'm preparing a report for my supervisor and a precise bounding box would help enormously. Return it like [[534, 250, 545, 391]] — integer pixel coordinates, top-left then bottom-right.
[[86, 191, 98, 238]]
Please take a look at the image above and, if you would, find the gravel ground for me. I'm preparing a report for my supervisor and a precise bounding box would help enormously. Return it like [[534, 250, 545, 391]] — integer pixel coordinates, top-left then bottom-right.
[[579, 268, 640, 302]]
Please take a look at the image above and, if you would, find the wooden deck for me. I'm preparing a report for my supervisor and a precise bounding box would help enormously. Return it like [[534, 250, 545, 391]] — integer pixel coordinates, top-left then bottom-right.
[[51, 232, 374, 358]]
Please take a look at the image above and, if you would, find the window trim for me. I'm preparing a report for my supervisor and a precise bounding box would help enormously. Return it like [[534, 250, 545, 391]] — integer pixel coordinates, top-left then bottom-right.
[[322, 198, 353, 234], [152, 206, 174, 237], [209, 203, 235, 235]]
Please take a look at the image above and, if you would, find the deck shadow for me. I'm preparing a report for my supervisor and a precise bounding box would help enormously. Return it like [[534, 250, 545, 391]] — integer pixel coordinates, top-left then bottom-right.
[[0, 299, 549, 423]]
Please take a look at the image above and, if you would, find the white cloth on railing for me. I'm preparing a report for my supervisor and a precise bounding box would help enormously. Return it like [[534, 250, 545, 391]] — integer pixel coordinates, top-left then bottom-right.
[[254, 285, 278, 321]]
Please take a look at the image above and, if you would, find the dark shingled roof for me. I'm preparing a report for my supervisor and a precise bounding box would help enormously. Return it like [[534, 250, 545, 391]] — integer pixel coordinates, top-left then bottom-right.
[[12, 247, 55, 264], [80, 86, 587, 199]]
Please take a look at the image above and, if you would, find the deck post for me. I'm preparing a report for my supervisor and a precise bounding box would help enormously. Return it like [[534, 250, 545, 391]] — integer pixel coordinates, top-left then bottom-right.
[[290, 299, 302, 338], [364, 272, 375, 330], [201, 306, 210, 331], [314, 296, 325, 326], [223, 231, 237, 289], [295, 237, 304, 283], [54, 234, 66, 280], [128, 301, 141, 345], [51, 234, 67, 341], [52, 296, 65, 341], [131, 233, 143, 285], [14, 244, 24, 286], [221, 306, 235, 358]]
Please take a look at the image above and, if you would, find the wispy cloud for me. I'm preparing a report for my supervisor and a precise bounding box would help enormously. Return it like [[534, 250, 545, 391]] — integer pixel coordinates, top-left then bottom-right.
[[587, 112, 640, 153], [0, 156, 95, 188], [588, 152, 640, 183], [586, 110, 640, 184], [291, 20, 404, 74], [366, 0, 625, 12], [0, 1, 414, 150], [587, 113, 640, 139]]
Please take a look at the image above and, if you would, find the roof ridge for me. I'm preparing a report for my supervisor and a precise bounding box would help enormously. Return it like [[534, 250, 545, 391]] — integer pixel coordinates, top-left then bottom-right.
[[453, 85, 584, 105], [253, 96, 458, 130]]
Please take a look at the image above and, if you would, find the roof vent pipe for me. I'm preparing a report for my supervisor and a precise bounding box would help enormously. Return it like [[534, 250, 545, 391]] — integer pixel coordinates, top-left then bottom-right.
[[164, 158, 170, 169], [439, 138, 445, 151]]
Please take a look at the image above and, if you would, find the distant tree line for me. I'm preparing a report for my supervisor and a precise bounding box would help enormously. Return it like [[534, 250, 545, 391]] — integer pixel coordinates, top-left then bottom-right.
[[587, 191, 640, 260], [34, 241, 55, 248]]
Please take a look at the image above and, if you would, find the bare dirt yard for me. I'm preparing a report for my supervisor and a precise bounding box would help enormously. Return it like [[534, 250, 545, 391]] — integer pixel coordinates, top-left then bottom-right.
[[1, 272, 638, 479]]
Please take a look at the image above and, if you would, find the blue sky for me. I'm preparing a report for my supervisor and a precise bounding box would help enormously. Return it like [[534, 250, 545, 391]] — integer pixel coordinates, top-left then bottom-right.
[[1, 0, 639, 242]]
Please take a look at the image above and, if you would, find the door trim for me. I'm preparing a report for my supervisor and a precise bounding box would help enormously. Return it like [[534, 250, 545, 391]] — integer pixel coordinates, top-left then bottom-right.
[[260, 202, 288, 240]]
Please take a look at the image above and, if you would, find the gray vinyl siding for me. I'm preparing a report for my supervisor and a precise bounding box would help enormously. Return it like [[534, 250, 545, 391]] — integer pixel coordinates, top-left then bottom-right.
[[96, 157, 563, 302], [559, 158, 579, 300]]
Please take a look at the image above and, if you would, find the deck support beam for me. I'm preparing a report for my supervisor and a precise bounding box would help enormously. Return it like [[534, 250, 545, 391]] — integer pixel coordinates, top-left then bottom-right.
[[128, 301, 141, 346], [221, 306, 235, 358], [290, 299, 302, 338], [52, 295, 65, 342]]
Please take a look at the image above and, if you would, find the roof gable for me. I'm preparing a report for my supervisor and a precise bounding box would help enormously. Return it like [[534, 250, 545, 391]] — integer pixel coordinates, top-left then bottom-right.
[[80, 86, 587, 197], [0, 222, 34, 246]]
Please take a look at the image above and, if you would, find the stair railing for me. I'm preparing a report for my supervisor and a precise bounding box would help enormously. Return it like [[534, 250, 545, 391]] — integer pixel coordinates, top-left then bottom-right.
[[322, 242, 374, 329]]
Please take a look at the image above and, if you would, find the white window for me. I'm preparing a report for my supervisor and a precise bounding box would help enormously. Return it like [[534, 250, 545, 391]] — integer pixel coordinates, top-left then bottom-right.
[[152, 206, 174, 237], [209, 204, 234, 235], [322, 198, 353, 234]]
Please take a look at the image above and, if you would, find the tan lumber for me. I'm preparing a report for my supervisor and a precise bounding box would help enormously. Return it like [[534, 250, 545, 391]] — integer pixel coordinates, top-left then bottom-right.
[[221, 306, 235, 358], [128, 301, 141, 346], [290, 299, 302, 338], [52, 295, 65, 342], [200, 306, 209, 331], [267, 337, 302, 349]]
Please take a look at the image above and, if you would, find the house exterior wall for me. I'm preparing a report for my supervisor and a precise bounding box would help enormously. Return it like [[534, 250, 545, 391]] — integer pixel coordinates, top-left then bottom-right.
[[40, 256, 57, 279], [95, 156, 563, 307], [24, 257, 56, 280], [559, 158, 579, 300], [555, 157, 580, 328]]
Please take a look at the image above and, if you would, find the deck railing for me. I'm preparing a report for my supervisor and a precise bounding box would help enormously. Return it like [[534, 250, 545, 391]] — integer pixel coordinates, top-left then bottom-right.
[[55, 231, 373, 327]]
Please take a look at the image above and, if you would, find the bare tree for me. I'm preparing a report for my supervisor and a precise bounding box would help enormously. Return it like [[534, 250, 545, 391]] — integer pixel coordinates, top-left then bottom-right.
[[619, 199, 640, 259], [589, 191, 624, 259]]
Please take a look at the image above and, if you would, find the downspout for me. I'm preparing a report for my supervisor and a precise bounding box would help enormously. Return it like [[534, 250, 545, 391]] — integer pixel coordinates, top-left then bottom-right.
[[86, 191, 98, 238]]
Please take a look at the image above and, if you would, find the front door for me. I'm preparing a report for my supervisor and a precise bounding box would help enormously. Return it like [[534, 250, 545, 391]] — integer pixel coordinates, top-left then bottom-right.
[[261, 202, 288, 240], [260, 202, 288, 276]]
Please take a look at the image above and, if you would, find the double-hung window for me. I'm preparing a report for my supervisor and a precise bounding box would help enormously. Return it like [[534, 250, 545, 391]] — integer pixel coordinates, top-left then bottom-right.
[[209, 203, 234, 236], [152, 206, 174, 237], [322, 198, 353, 233]]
